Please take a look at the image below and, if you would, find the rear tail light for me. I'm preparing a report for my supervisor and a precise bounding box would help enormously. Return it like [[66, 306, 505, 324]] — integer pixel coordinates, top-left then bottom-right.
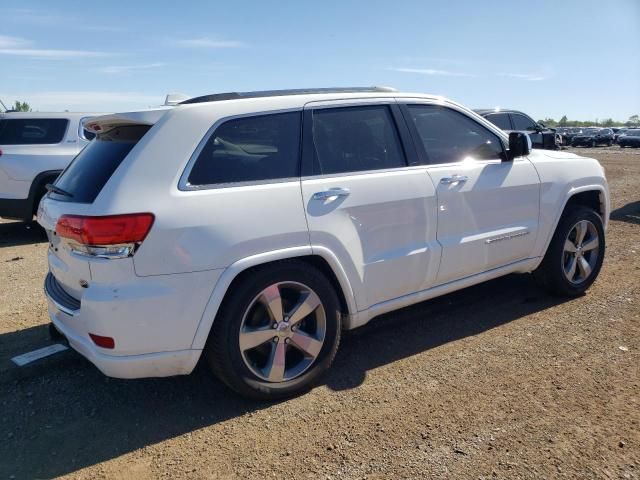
[[56, 213, 154, 259], [89, 333, 115, 349]]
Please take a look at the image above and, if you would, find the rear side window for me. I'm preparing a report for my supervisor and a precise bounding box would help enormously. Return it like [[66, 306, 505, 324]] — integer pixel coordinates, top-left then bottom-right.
[[485, 113, 512, 130], [311, 105, 406, 175], [511, 114, 537, 131], [407, 105, 504, 164], [187, 112, 301, 187], [0, 118, 69, 145], [50, 125, 150, 203]]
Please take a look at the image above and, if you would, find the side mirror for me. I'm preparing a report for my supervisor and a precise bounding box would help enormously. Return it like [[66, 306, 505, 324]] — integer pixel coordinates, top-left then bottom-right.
[[506, 132, 531, 160]]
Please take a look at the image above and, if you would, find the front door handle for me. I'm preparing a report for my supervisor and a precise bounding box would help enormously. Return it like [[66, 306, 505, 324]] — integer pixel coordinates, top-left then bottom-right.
[[440, 175, 468, 185], [312, 187, 351, 200]]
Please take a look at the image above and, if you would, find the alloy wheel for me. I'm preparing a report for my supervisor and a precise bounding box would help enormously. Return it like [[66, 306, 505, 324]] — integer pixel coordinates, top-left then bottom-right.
[[562, 220, 600, 284], [238, 282, 326, 383]]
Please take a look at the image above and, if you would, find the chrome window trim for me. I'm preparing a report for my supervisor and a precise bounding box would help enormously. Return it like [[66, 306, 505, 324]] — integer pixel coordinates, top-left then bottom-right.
[[178, 107, 303, 192], [77, 116, 96, 142]]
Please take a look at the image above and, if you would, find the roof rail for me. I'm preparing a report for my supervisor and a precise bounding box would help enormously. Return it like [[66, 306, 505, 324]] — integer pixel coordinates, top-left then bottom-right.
[[180, 86, 397, 105]]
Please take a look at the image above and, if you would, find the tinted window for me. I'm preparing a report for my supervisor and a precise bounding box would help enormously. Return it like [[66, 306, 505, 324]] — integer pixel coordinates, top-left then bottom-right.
[[188, 112, 301, 186], [311, 105, 406, 175], [50, 125, 150, 203], [511, 114, 537, 131], [407, 105, 504, 164], [485, 113, 512, 130], [0, 118, 68, 145]]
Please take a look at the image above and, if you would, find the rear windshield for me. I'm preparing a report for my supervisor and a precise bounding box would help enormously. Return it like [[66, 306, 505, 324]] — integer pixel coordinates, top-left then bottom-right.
[[49, 125, 150, 203], [0, 118, 69, 145]]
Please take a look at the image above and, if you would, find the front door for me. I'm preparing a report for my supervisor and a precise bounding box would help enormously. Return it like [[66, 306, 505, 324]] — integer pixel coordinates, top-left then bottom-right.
[[401, 103, 540, 285]]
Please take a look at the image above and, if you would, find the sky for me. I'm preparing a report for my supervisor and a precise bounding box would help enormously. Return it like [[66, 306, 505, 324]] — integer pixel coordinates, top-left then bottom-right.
[[0, 0, 638, 121]]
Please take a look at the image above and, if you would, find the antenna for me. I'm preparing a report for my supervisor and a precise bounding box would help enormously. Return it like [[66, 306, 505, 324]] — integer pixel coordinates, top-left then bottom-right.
[[0, 98, 8, 112]]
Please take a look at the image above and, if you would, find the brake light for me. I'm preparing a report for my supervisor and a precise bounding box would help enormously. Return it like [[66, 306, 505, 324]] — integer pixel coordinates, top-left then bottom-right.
[[56, 213, 154, 245]]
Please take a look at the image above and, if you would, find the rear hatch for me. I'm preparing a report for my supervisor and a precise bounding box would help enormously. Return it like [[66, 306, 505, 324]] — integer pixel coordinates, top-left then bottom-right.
[[38, 109, 167, 302]]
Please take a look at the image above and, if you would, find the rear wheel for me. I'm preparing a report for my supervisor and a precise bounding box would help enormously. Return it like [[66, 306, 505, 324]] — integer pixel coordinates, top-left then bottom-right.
[[534, 206, 605, 296], [206, 260, 341, 399]]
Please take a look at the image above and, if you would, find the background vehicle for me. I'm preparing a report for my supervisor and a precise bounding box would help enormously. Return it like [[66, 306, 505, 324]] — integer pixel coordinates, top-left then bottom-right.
[[0, 112, 100, 220], [38, 87, 609, 399], [618, 129, 640, 148], [614, 128, 629, 143], [475, 108, 558, 150], [571, 128, 614, 147]]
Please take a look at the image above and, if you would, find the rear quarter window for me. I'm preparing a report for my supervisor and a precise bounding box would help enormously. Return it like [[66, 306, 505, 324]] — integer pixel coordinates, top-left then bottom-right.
[[50, 125, 150, 203], [0, 118, 69, 145]]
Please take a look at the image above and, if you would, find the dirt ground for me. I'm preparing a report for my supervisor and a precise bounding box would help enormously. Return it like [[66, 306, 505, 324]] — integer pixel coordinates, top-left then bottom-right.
[[0, 146, 638, 479]]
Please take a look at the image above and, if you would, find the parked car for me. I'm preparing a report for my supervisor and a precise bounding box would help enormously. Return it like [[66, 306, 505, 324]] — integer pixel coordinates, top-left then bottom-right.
[[0, 112, 102, 221], [571, 128, 615, 147], [614, 128, 629, 142], [474, 108, 558, 150], [618, 129, 640, 148], [38, 87, 609, 399]]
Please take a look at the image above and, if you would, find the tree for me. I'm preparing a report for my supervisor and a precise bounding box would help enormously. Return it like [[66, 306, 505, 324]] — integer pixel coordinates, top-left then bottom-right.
[[628, 115, 640, 127], [12, 101, 31, 112], [558, 115, 568, 127]]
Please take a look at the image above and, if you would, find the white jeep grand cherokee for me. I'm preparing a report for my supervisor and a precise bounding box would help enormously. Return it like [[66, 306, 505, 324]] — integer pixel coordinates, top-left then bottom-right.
[[38, 87, 609, 399], [0, 112, 101, 220]]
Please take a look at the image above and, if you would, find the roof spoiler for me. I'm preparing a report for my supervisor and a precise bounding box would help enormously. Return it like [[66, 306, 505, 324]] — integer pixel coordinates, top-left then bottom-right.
[[83, 108, 170, 134]]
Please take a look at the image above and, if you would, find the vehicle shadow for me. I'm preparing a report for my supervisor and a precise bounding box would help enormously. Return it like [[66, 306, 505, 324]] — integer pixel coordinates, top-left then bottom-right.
[[0, 273, 570, 479], [610, 201, 640, 225], [0, 220, 47, 248]]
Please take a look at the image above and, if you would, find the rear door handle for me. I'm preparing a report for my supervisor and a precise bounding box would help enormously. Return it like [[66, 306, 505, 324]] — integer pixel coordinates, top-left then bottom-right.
[[312, 187, 351, 200], [440, 175, 468, 185]]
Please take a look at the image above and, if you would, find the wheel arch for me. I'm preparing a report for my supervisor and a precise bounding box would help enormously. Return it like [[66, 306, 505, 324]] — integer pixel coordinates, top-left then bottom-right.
[[535, 185, 609, 269], [28, 170, 62, 215], [190, 246, 357, 350]]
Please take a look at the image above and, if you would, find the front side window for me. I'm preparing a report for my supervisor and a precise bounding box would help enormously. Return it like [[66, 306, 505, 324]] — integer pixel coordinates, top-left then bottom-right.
[[0, 118, 69, 145], [188, 111, 301, 186], [511, 114, 538, 131], [485, 113, 512, 130], [311, 105, 406, 175], [406, 105, 504, 164]]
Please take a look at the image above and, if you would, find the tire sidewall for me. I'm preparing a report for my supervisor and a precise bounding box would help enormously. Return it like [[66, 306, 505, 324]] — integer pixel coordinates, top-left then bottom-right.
[[547, 207, 605, 295], [209, 262, 341, 398]]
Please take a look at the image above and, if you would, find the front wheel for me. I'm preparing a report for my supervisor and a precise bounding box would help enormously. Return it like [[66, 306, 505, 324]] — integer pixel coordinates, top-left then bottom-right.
[[205, 260, 342, 400], [533, 206, 605, 296]]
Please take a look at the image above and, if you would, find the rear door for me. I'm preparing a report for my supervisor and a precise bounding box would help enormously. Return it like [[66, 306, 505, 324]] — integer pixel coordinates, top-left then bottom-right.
[[401, 103, 540, 285], [0, 117, 75, 185], [511, 113, 543, 148], [300, 100, 440, 310]]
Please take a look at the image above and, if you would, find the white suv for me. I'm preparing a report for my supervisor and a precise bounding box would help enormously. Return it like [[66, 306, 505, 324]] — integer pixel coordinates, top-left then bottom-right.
[[38, 87, 609, 399], [0, 112, 101, 220]]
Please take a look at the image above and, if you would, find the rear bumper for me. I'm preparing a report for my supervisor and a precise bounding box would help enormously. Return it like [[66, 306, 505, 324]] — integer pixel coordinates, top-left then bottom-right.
[[43, 271, 209, 378]]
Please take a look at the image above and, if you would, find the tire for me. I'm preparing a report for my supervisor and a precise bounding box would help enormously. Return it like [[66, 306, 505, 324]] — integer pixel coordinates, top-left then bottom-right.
[[533, 206, 605, 297], [205, 260, 342, 400], [590, 140, 596, 148], [607, 141, 612, 147]]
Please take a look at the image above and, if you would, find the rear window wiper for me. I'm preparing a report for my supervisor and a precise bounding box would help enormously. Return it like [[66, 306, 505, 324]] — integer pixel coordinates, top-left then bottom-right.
[[45, 183, 74, 198]]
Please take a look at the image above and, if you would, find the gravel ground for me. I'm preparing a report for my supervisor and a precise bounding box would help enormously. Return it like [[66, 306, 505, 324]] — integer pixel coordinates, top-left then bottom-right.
[[0, 147, 638, 479]]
